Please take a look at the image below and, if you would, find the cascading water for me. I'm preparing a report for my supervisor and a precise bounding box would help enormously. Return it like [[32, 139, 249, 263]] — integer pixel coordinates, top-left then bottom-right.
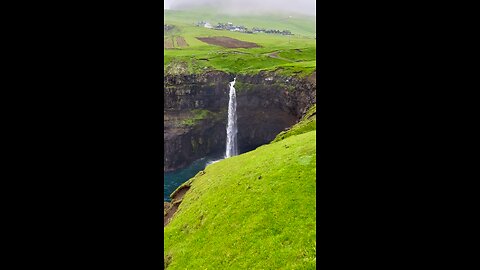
[[225, 77, 238, 158]]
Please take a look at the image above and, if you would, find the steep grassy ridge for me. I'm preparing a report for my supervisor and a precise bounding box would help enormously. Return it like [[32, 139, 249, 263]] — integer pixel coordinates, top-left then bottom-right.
[[164, 129, 316, 269]]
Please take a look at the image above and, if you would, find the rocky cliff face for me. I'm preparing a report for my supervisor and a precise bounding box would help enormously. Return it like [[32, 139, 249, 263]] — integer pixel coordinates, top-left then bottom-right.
[[164, 71, 316, 172]]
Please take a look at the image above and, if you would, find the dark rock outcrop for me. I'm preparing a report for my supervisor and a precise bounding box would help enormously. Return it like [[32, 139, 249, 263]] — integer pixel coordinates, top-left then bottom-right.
[[164, 71, 316, 172]]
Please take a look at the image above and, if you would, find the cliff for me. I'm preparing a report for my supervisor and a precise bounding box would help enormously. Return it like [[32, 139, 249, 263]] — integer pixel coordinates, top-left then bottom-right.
[[164, 71, 316, 171]]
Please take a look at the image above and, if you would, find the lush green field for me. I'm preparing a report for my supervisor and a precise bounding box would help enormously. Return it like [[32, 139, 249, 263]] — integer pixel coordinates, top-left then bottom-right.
[[164, 10, 316, 76], [164, 123, 316, 269]]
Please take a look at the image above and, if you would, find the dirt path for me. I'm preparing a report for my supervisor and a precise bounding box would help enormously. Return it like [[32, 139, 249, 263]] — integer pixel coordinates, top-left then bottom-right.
[[266, 51, 294, 62]]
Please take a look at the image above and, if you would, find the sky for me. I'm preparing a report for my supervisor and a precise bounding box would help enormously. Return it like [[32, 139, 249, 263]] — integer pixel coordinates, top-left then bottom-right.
[[164, 0, 315, 16], [164, 0, 171, 10]]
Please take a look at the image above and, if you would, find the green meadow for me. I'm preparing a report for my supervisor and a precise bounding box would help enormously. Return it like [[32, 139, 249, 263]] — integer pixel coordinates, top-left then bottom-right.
[[164, 10, 316, 76]]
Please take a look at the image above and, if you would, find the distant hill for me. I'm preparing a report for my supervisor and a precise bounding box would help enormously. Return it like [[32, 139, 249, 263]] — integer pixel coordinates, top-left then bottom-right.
[[164, 9, 316, 38]]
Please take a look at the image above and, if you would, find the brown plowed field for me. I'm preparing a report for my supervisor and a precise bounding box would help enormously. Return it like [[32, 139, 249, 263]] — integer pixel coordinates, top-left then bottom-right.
[[175, 36, 188, 47], [164, 38, 174, 49], [196, 36, 260, 48]]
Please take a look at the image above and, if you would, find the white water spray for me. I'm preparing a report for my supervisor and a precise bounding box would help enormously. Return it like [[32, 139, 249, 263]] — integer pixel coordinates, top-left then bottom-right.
[[225, 77, 238, 158]]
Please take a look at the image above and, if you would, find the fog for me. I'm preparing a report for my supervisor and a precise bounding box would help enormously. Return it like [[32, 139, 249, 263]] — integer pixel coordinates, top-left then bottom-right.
[[164, 0, 315, 16]]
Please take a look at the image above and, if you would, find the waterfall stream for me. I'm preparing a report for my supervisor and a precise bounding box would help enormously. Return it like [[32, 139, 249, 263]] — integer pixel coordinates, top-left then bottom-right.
[[225, 77, 238, 158]]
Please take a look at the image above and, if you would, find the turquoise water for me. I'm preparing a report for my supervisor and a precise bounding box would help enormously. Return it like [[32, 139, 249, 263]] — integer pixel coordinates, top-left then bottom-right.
[[164, 154, 223, 202]]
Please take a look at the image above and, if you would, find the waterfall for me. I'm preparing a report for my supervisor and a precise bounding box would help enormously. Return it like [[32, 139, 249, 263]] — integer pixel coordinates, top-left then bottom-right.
[[225, 77, 238, 158]]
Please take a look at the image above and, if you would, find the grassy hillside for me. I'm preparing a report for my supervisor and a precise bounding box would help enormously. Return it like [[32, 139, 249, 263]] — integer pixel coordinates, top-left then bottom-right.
[[164, 10, 316, 37], [164, 130, 316, 269], [164, 10, 316, 76]]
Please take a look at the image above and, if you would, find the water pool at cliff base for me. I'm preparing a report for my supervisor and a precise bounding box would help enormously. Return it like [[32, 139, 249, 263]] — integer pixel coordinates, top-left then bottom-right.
[[164, 154, 223, 202]]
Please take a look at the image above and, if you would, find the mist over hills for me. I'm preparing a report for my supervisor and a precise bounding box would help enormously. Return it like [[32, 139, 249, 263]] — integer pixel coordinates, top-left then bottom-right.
[[165, 0, 316, 16]]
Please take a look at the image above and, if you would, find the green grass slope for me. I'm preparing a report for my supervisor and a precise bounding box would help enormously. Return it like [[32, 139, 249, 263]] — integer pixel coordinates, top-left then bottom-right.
[[164, 130, 316, 269], [164, 10, 316, 76]]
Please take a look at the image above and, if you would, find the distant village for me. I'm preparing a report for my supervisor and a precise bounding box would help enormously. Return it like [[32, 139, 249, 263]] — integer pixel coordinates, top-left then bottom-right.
[[164, 24, 174, 31], [195, 21, 293, 36]]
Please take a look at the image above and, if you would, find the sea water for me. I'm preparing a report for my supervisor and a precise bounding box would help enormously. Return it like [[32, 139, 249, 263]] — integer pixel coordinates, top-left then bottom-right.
[[164, 154, 223, 202]]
